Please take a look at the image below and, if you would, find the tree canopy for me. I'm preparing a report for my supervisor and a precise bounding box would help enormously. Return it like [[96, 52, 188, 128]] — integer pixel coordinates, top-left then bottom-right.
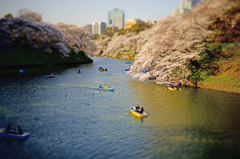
[[93, 33, 100, 40], [4, 13, 13, 19], [17, 9, 42, 22]]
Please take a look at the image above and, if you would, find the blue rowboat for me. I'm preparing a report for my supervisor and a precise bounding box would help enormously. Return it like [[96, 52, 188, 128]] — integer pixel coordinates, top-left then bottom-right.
[[46, 75, 55, 78], [125, 62, 132, 64], [125, 69, 130, 71], [0, 128, 29, 139], [77, 71, 81, 74], [97, 88, 115, 91]]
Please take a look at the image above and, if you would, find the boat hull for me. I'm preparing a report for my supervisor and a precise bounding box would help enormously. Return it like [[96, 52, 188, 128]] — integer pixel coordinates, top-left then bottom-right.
[[130, 107, 148, 117], [46, 75, 55, 78], [97, 88, 115, 91], [0, 128, 29, 139], [168, 86, 177, 91]]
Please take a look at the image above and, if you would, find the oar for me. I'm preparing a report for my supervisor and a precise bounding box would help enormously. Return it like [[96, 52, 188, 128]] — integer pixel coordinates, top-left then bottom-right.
[[145, 111, 150, 115]]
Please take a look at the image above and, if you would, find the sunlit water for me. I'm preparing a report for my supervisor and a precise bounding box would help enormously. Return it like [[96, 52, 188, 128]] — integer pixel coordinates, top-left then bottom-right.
[[0, 57, 240, 159]]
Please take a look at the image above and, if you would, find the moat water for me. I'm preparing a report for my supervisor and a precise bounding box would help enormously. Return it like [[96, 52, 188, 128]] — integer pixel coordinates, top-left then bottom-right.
[[0, 57, 240, 159]]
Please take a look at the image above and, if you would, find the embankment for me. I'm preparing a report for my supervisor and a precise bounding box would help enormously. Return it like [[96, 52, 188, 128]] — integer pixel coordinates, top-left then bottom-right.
[[0, 48, 93, 69]]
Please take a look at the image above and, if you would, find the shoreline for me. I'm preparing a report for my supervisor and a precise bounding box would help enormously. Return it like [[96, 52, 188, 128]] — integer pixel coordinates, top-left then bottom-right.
[[98, 55, 240, 94]]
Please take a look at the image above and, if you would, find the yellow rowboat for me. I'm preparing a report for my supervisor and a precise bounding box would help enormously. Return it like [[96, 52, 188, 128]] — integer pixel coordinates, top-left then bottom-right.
[[99, 69, 108, 71], [168, 86, 177, 91], [130, 106, 148, 118]]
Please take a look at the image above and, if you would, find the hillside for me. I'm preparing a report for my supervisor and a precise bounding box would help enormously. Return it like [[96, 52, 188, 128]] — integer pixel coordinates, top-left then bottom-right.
[[0, 17, 96, 68], [93, 0, 240, 93]]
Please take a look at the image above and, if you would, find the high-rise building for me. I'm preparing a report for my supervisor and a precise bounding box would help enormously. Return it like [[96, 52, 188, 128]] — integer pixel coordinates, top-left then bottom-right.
[[92, 22, 106, 35], [108, 8, 125, 29], [172, 0, 202, 16], [84, 24, 92, 34]]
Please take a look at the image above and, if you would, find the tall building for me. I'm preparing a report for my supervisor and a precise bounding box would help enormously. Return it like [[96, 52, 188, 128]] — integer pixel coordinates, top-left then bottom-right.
[[84, 24, 92, 34], [108, 8, 125, 29], [172, 0, 202, 16], [92, 22, 106, 35]]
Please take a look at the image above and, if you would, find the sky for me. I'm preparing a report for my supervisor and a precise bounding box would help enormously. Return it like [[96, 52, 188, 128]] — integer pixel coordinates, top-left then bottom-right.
[[0, 0, 180, 27]]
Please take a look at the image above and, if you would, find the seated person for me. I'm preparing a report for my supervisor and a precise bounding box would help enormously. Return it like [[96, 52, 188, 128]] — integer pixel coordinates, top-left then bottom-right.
[[170, 84, 174, 88], [99, 85, 102, 88], [18, 126, 23, 135], [4, 124, 12, 133], [103, 84, 108, 89], [105, 68, 108, 71], [78, 69, 81, 72], [136, 104, 140, 112], [99, 67, 102, 69], [139, 107, 144, 114]]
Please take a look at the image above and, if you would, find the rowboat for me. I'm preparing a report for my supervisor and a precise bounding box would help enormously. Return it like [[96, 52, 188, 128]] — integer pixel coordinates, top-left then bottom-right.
[[125, 62, 132, 64], [97, 88, 115, 91], [99, 69, 108, 71], [0, 128, 29, 139], [46, 75, 55, 78], [168, 86, 177, 91], [130, 106, 148, 118]]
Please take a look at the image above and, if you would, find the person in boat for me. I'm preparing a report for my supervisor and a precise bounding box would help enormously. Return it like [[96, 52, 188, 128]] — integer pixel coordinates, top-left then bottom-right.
[[103, 84, 108, 89], [99, 85, 102, 88], [136, 104, 140, 112], [4, 124, 12, 133], [170, 84, 174, 88], [105, 68, 108, 71], [139, 107, 144, 114], [18, 126, 23, 135], [78, 69, 81, 72]]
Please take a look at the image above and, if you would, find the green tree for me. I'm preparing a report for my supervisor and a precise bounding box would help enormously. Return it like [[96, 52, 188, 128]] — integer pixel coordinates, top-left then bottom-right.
[[130, 22, 151, 33], [93, 33, 100, 40], [4, 13, 13, 18], [102, 27, 118, 37], [118, 28, 127, 35]]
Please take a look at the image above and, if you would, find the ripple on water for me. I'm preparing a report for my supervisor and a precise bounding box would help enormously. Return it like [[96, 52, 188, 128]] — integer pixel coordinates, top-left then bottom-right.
[[0, 57, 240, 159]]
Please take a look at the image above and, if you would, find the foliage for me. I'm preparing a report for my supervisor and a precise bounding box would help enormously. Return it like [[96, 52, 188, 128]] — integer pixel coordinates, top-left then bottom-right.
[[130, 22, 151, 33], [93, 0, 240, 84], [54, 23, 96, 56], [172, 67, 180, 75], [101, 27, 118, 37], [0, 17, 96, 58], [93, 33, 100, 40], [208, 17, 240, 42], [0, 17, 69, 57], [118, 28, 127, 35], [4, 13, 13, 19], [17, 9, 42, 22]]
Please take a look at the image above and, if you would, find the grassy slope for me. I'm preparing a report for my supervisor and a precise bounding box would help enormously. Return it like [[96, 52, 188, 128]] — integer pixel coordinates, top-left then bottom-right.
[[203, 44, 240, 86], [188, 43, 240, 86]]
